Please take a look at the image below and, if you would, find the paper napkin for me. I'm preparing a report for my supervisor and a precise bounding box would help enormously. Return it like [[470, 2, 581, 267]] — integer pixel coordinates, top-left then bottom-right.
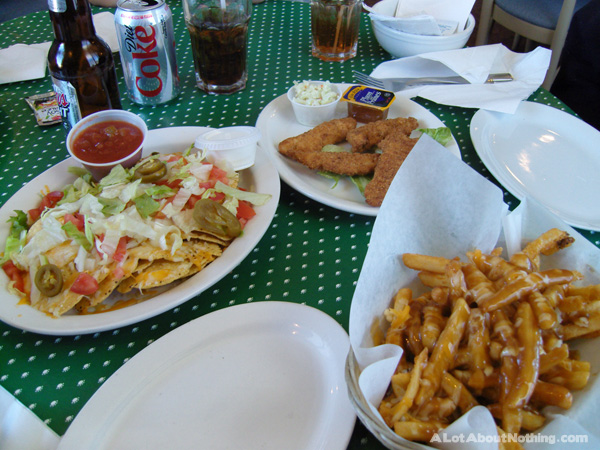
[[365, 0, 476, 36], [0, 12, 118, 85], [349, 135, 600, 449], [370, 44, 552, 114]]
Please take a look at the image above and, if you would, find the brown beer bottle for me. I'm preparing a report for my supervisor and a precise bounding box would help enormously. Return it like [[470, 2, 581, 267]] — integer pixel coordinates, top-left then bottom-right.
[[47, 0, 122, 134]]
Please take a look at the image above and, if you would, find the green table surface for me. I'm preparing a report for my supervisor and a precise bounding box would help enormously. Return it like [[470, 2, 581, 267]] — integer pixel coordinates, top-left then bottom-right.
[[0, 1, 598, 448]]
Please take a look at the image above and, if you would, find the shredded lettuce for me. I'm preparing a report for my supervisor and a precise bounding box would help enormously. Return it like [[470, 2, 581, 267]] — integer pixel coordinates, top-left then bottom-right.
[[145, 185, 175, 199], [418, 127, 453, 147], [0, 211, 28, 264], [134, 194, 161, 219], [98, 197, 126, 216], [61, 221, 93, 251], [99, 165, 131, 187], [350, 175, 372, 195], [213, 181, 272, 206], [321, 144, 348, 153], [317, 171, 341, 189]]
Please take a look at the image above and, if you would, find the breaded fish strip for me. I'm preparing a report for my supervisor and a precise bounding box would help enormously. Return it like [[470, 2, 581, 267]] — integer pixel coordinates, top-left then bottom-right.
[[364, 133, 417, 207], [347, 117, 419, 153], [278, 117, 357, 162], [295, 151, 380, 176]]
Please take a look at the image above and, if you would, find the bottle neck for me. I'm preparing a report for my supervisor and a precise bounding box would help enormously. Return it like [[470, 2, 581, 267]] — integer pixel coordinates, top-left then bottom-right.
[[48, 0, 96, 42]]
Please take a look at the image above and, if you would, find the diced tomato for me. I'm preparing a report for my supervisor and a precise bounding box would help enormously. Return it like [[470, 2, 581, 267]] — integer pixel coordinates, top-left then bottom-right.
[[2, 261, 25, 293], [165, 155, 181, 163], [197, 180, 216, 190], [186, 194, 203, 209], [209, 166, 229, 185], [70, 273, 99, 296], [207, 192, 225, 202], [156, 179, 182, 190], [113, 266, 125, 280], [41, 191, 64, 209], [64, 213, 85, 232], [113, 237, 129, 263], [28, 191, 64, 222], [236, 200, 256, 221]]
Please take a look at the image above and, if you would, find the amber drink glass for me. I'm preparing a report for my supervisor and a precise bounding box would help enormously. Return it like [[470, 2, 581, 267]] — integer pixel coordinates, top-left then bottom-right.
[[311, 0, 362, 62], [183, 0, 251, 94]]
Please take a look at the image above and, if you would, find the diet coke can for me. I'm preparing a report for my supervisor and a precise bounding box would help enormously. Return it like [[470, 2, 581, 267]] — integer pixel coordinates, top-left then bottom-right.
[[115, 0, 180, 105]]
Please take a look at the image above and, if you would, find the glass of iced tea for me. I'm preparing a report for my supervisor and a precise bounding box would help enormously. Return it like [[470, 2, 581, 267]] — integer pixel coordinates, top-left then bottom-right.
[[182, 0, 251, 94], [311, 0, 362, 62]]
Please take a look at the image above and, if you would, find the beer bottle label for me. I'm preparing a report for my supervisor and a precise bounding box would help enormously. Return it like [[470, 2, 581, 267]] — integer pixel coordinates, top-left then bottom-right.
[[48, 0, 71, 13], [51, 77, 82, 134]]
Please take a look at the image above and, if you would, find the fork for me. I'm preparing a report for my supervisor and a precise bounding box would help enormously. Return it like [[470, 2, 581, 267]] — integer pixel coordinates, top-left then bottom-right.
[[352, 71, 513, 91]]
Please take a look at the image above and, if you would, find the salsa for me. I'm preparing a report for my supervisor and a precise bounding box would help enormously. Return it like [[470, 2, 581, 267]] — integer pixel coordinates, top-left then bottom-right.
[[71, 120, 144, 164]]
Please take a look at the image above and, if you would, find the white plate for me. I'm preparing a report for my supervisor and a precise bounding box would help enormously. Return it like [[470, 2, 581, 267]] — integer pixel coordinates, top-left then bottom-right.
[[0, 127, 280, 335], [471, 102, 600, 231], [57, 301, 356, 450], [256, 84, 461, 216]]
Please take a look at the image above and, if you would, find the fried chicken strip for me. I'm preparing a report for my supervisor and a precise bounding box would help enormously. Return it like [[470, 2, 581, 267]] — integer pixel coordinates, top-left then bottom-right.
[[295, 151, 380, 176], [278, 117, 357, 162], [346, 117, 419, 153], [364, 133, 418, 207]]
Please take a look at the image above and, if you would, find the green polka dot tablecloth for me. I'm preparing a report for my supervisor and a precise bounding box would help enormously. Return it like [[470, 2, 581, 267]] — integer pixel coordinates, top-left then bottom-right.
[[0, 1, 598, 448]]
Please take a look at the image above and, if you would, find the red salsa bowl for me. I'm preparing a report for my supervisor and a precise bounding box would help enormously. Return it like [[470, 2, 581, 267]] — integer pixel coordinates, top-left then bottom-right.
[[66, 110, 148, 180]]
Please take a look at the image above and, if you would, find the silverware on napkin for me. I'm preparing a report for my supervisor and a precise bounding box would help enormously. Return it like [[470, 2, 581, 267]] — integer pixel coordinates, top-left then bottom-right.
[[353, 71, 514, 91]]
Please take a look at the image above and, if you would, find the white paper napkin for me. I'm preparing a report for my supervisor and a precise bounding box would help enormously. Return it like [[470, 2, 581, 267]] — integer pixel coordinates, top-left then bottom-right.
[[365, 0, 475, 36], [0, 12, 118, 85], [370, 44, 552, 114], [349, 135, 600, 450]]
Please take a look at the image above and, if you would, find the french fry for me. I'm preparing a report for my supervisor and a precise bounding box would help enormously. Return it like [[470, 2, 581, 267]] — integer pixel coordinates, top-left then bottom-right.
[[531, 380, 573, 409], [441, 372, 478, 412], [376, 230, 597, 444], [414, 298, 470, 408], [528, 291, 558, 330], [387, 349, 427, 423], [466, 308, 493, 390], [422, 303, 445, 351], [506, 302, 541, 409], [402, 253, 450, 273], [393, 419, 444, 442]]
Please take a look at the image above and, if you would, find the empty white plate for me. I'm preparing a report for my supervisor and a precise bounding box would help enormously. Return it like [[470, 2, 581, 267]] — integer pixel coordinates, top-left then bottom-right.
[[470, 102, 600, 231], [57, 302, 355, 450]]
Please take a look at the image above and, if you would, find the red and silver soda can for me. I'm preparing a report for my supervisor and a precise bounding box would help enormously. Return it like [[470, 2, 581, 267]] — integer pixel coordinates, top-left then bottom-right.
[[115, 0, 180, 105]]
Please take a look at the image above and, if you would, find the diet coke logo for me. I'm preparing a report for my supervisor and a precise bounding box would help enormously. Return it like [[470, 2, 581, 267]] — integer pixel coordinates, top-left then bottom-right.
[[124, 24, 163, 97]]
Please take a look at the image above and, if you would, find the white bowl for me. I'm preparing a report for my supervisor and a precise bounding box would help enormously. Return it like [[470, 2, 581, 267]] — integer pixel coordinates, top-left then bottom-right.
[[66, 109, 147, 180], [371, 13, 475, 58], [194, 126, 261, 171], [287, 81, 341, 127]]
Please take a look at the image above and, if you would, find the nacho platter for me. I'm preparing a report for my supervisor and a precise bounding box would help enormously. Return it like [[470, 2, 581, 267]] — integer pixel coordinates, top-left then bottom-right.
[[0, 127, 280, 335]]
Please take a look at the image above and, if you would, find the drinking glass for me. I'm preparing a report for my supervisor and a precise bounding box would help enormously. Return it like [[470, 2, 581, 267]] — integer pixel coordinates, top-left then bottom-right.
[[311, 0, 362, 62], [182, 0, 252, 94]]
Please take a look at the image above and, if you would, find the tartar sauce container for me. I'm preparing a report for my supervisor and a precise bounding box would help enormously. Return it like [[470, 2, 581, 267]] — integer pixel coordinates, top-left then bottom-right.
[[195, 126, 261, 171]]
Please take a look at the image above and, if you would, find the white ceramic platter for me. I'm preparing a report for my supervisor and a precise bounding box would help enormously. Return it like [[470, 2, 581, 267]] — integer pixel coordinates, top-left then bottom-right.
[[57, 301, 356, 450], [256, 83, 461, 216], [471, 102, 600, 231], [0, 127, 280, 335]]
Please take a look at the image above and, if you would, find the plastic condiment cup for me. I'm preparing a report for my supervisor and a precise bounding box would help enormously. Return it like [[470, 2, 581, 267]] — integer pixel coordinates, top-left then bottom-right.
[[66, 110, 148, 180], [194, 126, 261, 171], [287, 81, 341, 127]]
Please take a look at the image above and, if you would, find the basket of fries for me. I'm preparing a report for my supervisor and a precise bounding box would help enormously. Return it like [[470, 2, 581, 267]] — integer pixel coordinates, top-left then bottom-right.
[[347, 135, 600, 450]]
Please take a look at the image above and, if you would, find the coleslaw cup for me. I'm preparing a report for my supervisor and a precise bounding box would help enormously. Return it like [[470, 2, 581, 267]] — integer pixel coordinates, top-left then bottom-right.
[[287, 81, 341, 127]]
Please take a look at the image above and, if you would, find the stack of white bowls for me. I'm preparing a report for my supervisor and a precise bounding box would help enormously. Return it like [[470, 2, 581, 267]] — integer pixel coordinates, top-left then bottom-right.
[[368, 0, 475, 58]]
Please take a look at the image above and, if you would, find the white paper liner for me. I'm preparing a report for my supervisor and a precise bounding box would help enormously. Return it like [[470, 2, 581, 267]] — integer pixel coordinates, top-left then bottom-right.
[[348, 135, 600, 449], [370, 44, 551, 114]]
